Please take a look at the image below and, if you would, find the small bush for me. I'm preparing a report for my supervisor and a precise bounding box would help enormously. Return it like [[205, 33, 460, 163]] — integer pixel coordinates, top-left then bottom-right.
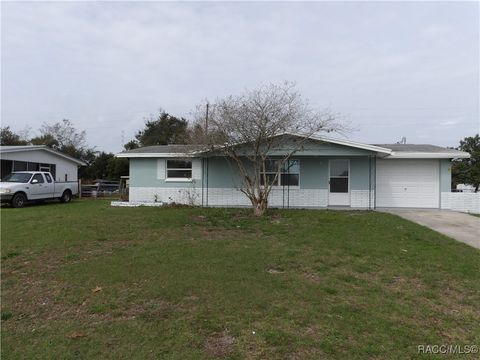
[[1, 251, 20, 261], [1, 311, 13, 321]]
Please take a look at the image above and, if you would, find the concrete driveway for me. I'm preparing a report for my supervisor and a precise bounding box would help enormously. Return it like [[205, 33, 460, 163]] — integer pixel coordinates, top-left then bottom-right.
[[379, 209, 480, 249]]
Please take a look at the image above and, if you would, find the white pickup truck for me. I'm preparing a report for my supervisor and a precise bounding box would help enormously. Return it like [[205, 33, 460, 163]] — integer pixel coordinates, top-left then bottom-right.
[[0, 171, 79, 208]]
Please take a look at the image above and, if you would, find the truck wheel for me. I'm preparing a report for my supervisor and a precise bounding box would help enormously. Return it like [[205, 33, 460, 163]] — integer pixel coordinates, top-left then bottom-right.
[[11, 193, 27, 208], [60, 190, 72, 203]]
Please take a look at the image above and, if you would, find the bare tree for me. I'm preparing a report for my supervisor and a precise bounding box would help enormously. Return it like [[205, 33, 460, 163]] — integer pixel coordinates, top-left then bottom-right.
[[191, 82, 344, 216], [37, 119, 88, 150]]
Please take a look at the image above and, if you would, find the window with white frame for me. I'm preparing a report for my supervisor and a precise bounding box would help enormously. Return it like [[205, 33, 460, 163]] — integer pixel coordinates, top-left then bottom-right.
[[260, 159, 299, 186], [166, 160, 192, 179]]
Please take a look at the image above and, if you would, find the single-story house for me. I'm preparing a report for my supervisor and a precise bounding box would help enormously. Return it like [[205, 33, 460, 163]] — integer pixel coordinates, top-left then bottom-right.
[[0, 145, 86, 182], [116, 134, 470, 209]]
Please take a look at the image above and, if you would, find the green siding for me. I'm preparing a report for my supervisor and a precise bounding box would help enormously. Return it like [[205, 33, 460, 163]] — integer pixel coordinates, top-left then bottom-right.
[[130, 155, 376, 191], [300, 156, 374, 190], [205, 157, 244, 188], [130, 158, 201, 188], [350, 157, 374, 190], [231, 138, 376, 157], [129, 141, 381, 190], [206, 156, 331, 189], [298, 157, 328, 189], [440, 159, 452, 192], [130, 159, 156, 187]]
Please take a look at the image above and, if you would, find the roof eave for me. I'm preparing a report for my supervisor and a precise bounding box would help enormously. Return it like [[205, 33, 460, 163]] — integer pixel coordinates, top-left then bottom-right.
[[0, 145, 47, 153], [289, 132, 393, 154], [386, 152, 471, 159], [115, 152, 198, 158], [0, 145, 86, 166]]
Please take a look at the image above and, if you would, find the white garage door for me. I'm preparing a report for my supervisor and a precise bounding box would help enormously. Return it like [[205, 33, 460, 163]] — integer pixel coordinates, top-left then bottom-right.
[[376, 159, 439, 208]]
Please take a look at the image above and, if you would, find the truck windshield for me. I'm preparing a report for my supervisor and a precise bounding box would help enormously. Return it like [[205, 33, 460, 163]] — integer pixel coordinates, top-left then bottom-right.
[[1, 173, 33, 183]]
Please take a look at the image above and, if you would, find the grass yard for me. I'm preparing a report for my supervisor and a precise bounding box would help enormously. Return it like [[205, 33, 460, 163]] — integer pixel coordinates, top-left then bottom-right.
[[1, 200, 479, 359]]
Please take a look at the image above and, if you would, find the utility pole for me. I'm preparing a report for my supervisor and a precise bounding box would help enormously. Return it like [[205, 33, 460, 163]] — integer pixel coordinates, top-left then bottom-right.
[[205, 103, 209, 135]]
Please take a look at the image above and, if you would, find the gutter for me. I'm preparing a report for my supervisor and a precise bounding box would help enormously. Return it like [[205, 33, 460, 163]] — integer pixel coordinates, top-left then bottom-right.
[[116, 153, 199, 158], [385, 152, 470, 159]]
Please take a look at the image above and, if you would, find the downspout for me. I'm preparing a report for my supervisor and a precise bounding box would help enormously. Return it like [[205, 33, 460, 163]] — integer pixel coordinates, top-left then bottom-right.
[[287, 162, 290, 209], [438, 159, 442, 209], [368, 155, 372, 210], [201, 158, 204, 207], [206, 157, 209, 207], [373, 155, 377, 209]]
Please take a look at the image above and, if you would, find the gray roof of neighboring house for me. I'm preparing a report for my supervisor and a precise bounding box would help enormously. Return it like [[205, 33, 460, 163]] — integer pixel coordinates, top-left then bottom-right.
[[0, 145, 46, 151], [0, 145, 86, 165]]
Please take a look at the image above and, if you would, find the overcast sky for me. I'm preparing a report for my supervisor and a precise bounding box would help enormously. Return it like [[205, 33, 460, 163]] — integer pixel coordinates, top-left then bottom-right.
[[1, 1, 479, 153]]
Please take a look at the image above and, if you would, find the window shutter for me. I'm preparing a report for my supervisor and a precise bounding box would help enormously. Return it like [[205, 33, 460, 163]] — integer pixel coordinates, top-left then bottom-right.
[[157, 159, 166, 179], [192, 159, 201, 179]]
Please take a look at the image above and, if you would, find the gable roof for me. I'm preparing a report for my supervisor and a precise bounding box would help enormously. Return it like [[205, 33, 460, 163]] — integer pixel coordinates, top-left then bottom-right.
[[116, 136, 392, 158], [0, 145, 87, 165], [301, 133, 392, 154], [116, 134, 469, 159], [116, 144, 207, 158], [374, 144, 470, 159]]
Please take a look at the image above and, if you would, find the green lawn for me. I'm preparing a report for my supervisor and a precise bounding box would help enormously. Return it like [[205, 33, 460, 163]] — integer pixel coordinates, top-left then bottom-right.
[[1, 201, 479, 359]]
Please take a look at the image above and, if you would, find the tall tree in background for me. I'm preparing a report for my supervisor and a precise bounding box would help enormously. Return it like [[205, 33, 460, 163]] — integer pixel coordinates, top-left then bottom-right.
[[123, 140, 139, 151], [106, 157, 129, 181], [30, 134, 59, 148], [0, 126, 28, 145], [31, 119, 89, 160], [191, 82, 343, 216], [127, 111, 188, 148], [452, 134, 480, 191], [31, 119, 99, 179], [78, 151, 128, 181]]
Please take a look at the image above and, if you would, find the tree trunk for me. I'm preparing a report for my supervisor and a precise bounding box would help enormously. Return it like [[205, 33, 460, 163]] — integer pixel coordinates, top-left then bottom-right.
[[252, 199, 268, 216]]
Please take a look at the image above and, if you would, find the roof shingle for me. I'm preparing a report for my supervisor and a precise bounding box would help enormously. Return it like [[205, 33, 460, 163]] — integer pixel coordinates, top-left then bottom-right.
[[373, 144, 462, 153], [120, 144, 207, 154]]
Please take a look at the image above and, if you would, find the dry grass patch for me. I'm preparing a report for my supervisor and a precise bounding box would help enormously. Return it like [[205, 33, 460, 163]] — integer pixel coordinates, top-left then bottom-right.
[[204, 330, 236, 358]]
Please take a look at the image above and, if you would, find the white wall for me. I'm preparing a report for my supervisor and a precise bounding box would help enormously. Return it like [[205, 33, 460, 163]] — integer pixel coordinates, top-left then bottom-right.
[[2, 150, 79, 182], [441, 192, 480, 214], [350, 190, 375, 208], [129, 186, 333, 208]]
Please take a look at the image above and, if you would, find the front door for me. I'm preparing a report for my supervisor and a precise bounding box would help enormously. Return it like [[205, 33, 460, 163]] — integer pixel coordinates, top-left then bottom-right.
[[328, 159, 350, 206]]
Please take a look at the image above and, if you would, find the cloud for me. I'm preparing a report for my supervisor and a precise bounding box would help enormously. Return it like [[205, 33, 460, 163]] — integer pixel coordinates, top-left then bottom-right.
[[1, 1, 478, 151], [439, 118, 464, 127]]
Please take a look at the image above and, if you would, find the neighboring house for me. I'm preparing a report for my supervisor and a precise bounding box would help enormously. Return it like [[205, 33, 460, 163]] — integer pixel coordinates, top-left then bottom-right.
[[0, 145, 86, 182], [116, 134, 470, 209]]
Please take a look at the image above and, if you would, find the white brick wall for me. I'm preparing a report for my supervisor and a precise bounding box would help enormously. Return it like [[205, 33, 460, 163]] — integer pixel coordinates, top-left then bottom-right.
[[130, 187, 202, 205], [441, 192, 480, 214], [130, 187, 479, 213], [277, 189, 328, 208], [350, 190, 375, 208], [130, 186, 329, 208]]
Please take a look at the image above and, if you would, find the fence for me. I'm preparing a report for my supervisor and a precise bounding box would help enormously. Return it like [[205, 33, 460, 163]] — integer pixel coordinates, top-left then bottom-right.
[[80, 180, 120, 199], [442, 192, 480, 214]]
